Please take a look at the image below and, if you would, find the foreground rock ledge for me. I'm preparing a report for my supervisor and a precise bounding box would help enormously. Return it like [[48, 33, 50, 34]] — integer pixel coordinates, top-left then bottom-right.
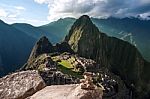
[[30, 84, 103, 99], [0, 70, 46, 99]]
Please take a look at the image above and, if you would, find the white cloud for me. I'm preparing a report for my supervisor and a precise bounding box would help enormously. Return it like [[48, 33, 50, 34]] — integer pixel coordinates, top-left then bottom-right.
[[34, 0, 50, 4], [0, 8, 8, 17], [0, 5, 26, 19], [34, 0, 150, 21], [14, 6, 26, 10], [139, 12, 150, 19]]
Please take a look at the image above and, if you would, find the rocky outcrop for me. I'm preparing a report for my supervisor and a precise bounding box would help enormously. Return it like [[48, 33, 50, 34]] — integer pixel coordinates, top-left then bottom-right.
[[0, 70, 46, 99], [54, 41, 74, 54], [23, 54, 56, 71], [30, 72, 102, 99], [30, 84, 102, 99], [65, 15, 150, 98], [27, 36, 74, 63], [30, 75, 103, 99], [28, 36, 54, 62]]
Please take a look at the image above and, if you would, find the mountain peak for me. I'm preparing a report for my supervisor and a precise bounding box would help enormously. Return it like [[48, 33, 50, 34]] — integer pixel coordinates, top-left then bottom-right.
[[38, 36, 49, 43], [65, 15, 150, 98], [75, 15, 93, 27], [28, 36, 54, 61], [79, 15, 90, 20], [64, 15, 100, 53]]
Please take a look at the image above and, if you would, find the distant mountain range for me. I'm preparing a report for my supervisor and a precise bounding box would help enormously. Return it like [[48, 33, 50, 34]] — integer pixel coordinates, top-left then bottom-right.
[[13, 17, 150, 61], [12, 18, 75, 43], [0, 16, 150, 76], [0, 20, 36, 76]]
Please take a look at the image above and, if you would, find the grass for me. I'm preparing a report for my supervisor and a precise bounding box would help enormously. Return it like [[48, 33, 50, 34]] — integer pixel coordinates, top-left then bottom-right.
[[58, 60, 83, 78], [52, 55, 83, 78], [58, 64, 83, 78], [58, 60, 73, 68]]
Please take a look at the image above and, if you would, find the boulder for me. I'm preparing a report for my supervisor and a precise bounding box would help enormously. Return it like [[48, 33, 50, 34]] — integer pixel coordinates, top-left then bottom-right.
[[0, 70, 46, 99], [30, 84, 103, 99]]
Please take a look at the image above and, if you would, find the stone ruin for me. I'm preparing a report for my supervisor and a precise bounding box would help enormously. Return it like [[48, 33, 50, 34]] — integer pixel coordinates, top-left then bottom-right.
[[80, 72, 96, 90], [80, 72, 105, 91]]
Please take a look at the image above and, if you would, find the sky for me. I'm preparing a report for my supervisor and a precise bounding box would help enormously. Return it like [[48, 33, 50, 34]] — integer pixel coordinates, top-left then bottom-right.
[[0, 0, 150, 26]]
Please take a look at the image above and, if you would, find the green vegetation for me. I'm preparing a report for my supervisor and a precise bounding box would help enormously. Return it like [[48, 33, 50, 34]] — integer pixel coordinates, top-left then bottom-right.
[[26, 54, 48, 71], [58, 60, 73, 68], [58, 59, 83, 78], [52, 55, 83, 78], [58, 64, 82, 78]]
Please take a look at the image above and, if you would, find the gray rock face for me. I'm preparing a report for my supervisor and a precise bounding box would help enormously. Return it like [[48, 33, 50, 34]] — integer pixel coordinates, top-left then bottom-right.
[[0, 70, 46, 99], [30, 84, 103, 99], [54, 41, 75, 54]]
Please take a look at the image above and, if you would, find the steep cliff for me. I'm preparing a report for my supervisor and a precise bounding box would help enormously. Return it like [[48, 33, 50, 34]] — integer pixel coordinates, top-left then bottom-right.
[[28, 36, 54, 62], [65, 15, 150, 98]]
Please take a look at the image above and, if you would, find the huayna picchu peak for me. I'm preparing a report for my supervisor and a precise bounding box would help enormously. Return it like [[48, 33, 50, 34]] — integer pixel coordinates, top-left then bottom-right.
[[0, 15, 150, 99], [65, 15, 150, 99]]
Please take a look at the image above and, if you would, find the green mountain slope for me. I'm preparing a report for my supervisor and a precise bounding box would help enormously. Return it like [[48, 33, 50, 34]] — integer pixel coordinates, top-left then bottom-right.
[[91, 17, 150, 61], [0, 20, 36, 77], [1, 16, 150, 76], [39, 17, 150, 61], [65, 15, 150, 99], [39, 18, 75, 43]]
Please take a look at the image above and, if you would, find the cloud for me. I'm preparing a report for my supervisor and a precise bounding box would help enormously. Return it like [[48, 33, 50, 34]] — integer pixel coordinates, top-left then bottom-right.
[[0, 5, 26, 20], [0, 8, 8, 17], [14, 6, 26, 10], [34, 0, 150, 21], [139, 12, 150, 19], [0, 5, 27, 24]]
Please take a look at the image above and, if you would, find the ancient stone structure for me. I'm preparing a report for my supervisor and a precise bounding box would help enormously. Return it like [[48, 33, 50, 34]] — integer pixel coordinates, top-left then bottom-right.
[[80, 72, 96, 90]]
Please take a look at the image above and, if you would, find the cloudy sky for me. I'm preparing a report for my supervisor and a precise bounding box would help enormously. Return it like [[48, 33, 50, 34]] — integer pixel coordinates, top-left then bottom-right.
[[0, 0, 150, 26]]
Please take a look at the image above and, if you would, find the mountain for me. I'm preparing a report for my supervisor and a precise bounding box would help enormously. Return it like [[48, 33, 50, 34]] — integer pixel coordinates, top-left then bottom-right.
[[22, 36, 129, 98], [0, 20, 36, 77], [12, 23, 46, 39], [1, 15, 149, 98], [28, 36, 54, 61], [11, 23, 58, 43], [39, 18, 75, 43], [12, 18, 75, 43], [11, 17, 150, 61], [65, 15, 150, 99], [91, 17, 150, 61], [1, 16, 150, 77]]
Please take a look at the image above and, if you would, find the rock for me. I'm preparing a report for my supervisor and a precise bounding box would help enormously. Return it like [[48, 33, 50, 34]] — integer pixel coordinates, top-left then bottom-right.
[[28, 36, 74, 63], [40, 70, 76, 85], [30, 84, 103, 99], [0, 70, 46, 99], [28, 36, 54, 62], [65, 15, 150, 98], [54, 41, 74, 54], [22, 54, 57, 71], [80, 72, 96, 90]]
